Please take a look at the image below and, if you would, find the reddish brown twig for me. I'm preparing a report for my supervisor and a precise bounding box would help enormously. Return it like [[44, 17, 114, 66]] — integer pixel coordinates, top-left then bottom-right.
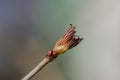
[[21, 24, 83, 80]]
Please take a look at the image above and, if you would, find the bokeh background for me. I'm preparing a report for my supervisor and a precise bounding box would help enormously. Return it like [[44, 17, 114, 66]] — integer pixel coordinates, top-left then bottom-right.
[[0, 0, 120, 80]]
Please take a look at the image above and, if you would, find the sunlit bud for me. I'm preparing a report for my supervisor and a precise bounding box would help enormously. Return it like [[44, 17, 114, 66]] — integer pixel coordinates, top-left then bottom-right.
[[53, 24, 83, 55]]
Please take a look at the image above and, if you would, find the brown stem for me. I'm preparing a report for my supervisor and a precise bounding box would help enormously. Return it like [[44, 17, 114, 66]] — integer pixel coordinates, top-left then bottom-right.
[[21, 24, 83, 80], [21, 57, 51, 80]]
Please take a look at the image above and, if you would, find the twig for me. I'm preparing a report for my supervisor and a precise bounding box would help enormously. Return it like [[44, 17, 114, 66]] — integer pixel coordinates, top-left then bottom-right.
[[21, 57, 51, 80], [21, 24, 83, 80]]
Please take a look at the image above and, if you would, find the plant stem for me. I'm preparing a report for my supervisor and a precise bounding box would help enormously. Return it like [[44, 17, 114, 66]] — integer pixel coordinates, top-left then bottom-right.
[[21, 24, 83, 80], [21, 57, 51, 80]]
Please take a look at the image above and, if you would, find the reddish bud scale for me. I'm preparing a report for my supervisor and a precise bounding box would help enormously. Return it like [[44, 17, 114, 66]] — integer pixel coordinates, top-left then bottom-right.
[[46, 24, 83, 60], [46, 50, 58, 61]]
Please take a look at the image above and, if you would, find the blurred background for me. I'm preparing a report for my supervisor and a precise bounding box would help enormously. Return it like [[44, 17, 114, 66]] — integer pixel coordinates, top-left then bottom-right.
[[0, 0, 120, 80]]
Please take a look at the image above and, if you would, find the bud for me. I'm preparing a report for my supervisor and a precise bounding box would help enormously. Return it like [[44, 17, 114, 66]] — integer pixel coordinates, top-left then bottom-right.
[[53, 24, 83, 55]]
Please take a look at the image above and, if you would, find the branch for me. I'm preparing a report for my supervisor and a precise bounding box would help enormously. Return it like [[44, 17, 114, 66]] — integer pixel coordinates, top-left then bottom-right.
[[21, 24, 83, 80], [21, 57, 51, 80]]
